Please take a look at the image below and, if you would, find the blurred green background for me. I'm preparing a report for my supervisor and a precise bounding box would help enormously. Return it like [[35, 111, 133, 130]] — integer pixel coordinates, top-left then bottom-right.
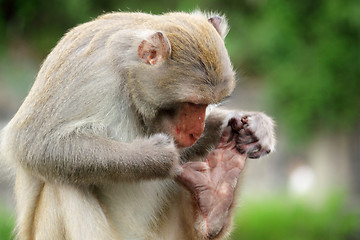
[[0, 0, 359, 239]]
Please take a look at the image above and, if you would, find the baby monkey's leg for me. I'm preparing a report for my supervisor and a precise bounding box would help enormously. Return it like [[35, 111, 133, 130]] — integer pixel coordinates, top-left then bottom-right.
[[176, 126, 246, 239]]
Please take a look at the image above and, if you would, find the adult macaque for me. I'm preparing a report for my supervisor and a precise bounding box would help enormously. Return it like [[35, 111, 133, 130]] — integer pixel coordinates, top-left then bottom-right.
[[0, 11, 275, 240]]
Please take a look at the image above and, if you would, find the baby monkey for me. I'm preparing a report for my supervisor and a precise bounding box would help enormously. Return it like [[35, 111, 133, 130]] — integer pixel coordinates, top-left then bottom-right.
[[0, 11, 275, 240]]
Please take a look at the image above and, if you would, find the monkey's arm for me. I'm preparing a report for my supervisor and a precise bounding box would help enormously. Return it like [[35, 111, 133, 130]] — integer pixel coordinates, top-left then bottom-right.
[[18, 133, 179, 184]]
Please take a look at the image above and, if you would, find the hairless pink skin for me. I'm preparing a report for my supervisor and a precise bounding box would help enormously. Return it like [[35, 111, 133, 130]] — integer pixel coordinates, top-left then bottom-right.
[[173, 103, 207, 148], [176, 126, 247, 238]]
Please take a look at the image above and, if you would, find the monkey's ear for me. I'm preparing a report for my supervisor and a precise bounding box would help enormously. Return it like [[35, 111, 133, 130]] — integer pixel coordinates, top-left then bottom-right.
[[208, 16, 229, 39], [138, 32, 171, 65]]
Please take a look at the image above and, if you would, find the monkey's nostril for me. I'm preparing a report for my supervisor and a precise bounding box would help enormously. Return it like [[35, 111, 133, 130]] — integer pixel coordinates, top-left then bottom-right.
[[190, 133, 201, 142]]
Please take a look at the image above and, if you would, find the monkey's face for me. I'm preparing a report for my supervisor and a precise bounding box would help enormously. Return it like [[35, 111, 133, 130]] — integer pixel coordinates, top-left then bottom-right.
[[131, 19, 235, 148]]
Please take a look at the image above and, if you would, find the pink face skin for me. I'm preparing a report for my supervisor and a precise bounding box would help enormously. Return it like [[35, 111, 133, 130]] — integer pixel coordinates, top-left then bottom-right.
[[171, 102, 208, 148]]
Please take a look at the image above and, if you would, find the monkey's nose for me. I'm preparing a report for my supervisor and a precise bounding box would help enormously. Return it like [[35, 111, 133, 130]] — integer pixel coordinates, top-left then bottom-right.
[[185, 123, 204, 146], [190, 132, 201, 142]]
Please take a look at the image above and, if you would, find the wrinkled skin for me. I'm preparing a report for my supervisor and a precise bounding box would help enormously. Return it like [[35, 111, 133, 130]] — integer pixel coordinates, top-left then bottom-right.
[[176, 116, 265, 238]]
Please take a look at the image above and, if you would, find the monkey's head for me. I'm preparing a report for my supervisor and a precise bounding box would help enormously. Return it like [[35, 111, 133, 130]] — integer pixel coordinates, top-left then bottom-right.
[[126, 13, 236, 148]]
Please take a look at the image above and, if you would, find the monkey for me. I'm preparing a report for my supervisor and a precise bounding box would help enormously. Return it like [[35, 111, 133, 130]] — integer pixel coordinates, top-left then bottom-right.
[[0, 11, 275, 240]]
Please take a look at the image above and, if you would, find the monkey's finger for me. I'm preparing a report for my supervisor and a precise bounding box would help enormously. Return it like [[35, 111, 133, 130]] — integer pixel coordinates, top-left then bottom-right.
[[235, 134, 258, 145], [222, 168, 242, 188], [206, 194, 234, 237], [177, 164, 210, 188], [236, 142, 261, 155], [223, 154, 246, 171], [206, 213, 227, 239], [237, 127, 256, 141], [206, 151, 221, 169], [218, 126, 233, 147], [183, 162, 209, 172], [241, 116, 248, 125], [248, 148, 271, 159], [175, 171, 199, 192], [228, 117, 243, 132], [243, 127, 255, 136]]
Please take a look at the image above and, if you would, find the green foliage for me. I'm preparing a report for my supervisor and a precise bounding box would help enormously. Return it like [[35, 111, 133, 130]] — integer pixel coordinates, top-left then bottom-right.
[[221, 0, 360, 143], [0, 206, 14, 240], [230, 194, 360, 240], [0, 194, 358, 240], [0, 0, 178, 55]]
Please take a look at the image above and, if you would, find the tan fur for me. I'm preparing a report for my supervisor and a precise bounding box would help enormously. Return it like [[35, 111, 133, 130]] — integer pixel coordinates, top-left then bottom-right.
[[0, 11, 275, 240]]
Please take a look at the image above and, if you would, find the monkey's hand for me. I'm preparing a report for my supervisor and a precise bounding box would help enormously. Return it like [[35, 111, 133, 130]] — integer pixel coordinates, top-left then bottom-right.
[[130, 133, 180, 179], [176, 127, 246, 239], [227, 112, 275, 159]]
